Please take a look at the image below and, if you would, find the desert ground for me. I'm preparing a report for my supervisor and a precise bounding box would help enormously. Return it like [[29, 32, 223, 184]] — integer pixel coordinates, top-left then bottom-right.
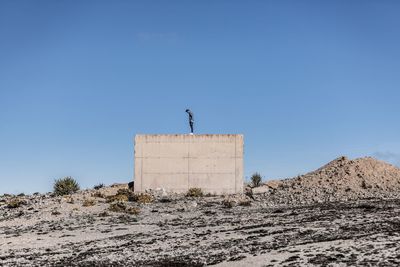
[[2, 156, 400, 266]]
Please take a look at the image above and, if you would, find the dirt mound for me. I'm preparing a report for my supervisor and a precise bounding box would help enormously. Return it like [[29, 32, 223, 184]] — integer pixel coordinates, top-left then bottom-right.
[[258, 156, 400, 205]]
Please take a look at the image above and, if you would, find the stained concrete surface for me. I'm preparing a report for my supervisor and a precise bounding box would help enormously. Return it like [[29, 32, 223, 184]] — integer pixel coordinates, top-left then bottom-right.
[[134, 134, 244, 194]]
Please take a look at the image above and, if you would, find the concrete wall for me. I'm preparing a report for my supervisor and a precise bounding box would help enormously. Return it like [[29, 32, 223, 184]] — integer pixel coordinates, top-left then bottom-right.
[[134, 134, 244, 194]]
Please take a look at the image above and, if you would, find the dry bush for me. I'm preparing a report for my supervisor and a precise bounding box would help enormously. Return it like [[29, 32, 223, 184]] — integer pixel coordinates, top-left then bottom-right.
[[93, 183, 105, 190], [186, 188, 203, 197], [7, 198, 26, 209], [82, 198, 96, 207], [53, 177, 80, 196]]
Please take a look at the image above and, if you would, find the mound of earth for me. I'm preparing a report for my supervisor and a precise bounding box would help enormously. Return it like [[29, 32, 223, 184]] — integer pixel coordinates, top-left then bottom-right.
[[256, 156, 400, 205]]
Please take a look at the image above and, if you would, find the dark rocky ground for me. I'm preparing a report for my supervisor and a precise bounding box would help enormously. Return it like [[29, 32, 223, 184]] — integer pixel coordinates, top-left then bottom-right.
[[2, 188, 400, 266]]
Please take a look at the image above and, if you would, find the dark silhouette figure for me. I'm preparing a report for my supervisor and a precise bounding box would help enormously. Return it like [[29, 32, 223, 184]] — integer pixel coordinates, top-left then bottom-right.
[[185, 109, 194, 134]]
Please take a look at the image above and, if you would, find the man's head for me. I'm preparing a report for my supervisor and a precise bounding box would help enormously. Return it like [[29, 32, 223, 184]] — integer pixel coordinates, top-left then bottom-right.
[[185, 109, 190, 113]]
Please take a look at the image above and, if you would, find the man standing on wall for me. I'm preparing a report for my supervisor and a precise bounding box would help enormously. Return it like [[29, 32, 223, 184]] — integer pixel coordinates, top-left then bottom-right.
[[185, 109, 194, 134]]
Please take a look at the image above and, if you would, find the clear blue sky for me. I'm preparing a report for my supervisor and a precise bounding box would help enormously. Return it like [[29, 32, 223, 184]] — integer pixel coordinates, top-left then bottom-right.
[[1, 1, 400, 194]]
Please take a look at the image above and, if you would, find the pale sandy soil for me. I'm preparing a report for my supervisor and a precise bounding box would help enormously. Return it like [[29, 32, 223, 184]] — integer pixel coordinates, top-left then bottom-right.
[[2, 157, 400, 266], [2, 185, 400, 266]]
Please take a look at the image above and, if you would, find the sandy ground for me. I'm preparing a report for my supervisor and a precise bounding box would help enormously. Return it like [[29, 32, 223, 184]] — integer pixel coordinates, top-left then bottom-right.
[[2, 186, 400, 266]]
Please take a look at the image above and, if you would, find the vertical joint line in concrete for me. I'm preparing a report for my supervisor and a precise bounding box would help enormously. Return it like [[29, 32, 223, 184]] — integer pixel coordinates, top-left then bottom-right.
[[235, 136, 237, 193], [188, 139, 190, 190], [141, 142, 143, 192]]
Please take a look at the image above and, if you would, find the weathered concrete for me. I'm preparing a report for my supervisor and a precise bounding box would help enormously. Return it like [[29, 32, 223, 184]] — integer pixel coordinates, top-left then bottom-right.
[[134, 134, 244, 194]]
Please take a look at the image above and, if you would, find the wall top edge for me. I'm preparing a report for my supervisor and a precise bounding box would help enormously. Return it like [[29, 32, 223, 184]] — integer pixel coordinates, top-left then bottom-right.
[[135, 134, 243, 137]]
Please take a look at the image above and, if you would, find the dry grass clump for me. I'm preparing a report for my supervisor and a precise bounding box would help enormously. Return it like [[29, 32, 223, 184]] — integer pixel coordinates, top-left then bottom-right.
[[82, 198, 96, 207], [126, 206, 140, 215], [106, 188, 154, 204], [186, 188, 203, 197], [109, 202, 126, 212], [7, 198, 26, 209], [91, 191, 106, 198], [133, 193, 154, 204], [108, 202, 140, 215], [64, 196, 75, 204], [238, 199, 251, 206], [117, 188, 131, 194], [106, 189, 153, 204], [98, 211, 109, 217], [53, 177, 80, 196], [106, 188, 134, 202], [222, 199, 235, 208], [106, 194, 129, 203]]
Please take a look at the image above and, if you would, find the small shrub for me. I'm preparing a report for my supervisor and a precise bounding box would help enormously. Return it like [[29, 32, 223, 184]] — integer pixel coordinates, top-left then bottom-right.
[[7, 198, 26, 209], [159, 197, 171, 203], [98, 211, 109, 217], [53, 177, 80, 196], [272, 208, 284, 214], [93, 183, 105, 190], [51, 209, 61, 216], [186, 188, 203, 197], [250, 172, 262, 188], [82, 198, 96, 207], [361, 180, 367, 189], [128, 181, 134, 191], [238, 199, 251, 206]]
